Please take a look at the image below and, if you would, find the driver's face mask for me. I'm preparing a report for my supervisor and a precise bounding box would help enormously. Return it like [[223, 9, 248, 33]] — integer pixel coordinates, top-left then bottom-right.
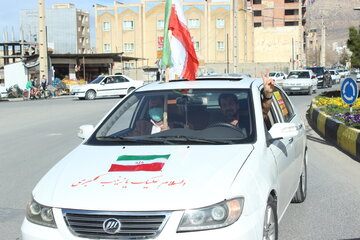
[[149, 107, 164, 122]]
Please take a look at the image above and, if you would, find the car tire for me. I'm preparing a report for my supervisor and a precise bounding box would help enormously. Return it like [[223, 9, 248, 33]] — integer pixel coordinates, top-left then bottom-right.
[[263, 195, 278, 240], [308, 87, 312, 95], [85, 90, 96, 100], [292, 150, 307, 203]]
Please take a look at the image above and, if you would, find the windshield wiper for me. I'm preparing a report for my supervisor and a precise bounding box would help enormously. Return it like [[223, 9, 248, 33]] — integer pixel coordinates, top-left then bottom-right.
[[145, 136, 234, 144], [97, 136, 137, 142], [97, 136, 174, 144]]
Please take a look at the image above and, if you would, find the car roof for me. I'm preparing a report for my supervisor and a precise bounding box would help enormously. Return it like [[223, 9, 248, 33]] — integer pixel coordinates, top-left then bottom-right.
[[137, 78, 263, 92]]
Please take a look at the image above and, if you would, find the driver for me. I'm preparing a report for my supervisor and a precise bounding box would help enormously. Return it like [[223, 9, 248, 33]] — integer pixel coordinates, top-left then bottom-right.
[[218, 71, 274, 128]]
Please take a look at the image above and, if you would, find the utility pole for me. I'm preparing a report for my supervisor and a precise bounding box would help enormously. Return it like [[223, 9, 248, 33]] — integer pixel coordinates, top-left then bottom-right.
[[38, 0, 48, 81], [320, 16, 326, 66], [233, 0, 238, 73]]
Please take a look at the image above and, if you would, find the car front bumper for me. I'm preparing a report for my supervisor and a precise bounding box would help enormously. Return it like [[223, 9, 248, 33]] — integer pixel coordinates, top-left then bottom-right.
[[22, 207, 262, 240]]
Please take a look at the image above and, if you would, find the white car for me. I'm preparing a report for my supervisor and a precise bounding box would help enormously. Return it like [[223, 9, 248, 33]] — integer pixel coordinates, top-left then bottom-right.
[[269, 71, 287, 86], [282, 70, 318, 95], [71, 74, 143, 100], [337, 69, 350, 79], [22, 77, 307, 240], [0, 86, 8, 99], [356, 73, 360, 82], [329, 69, 341, 84]]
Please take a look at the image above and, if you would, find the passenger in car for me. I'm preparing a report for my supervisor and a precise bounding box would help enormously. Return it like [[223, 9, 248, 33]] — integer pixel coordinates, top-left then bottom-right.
[[130, 96, 171, 136]]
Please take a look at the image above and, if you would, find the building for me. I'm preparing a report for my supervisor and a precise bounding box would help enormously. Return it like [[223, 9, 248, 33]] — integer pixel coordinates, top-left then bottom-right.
[[95, 0, 254, 77], [250, 0, 307, 68], [20, 3, 91, 54]]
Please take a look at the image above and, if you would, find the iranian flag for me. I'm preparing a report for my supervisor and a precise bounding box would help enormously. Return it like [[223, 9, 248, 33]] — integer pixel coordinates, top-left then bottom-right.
[[108, 155, 171, 172], [161, 0, 199, 81]]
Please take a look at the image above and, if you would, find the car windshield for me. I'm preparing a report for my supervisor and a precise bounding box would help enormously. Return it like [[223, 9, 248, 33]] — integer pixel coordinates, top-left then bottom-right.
[[90, 76, 105, 84], [88, 88, 255, 145], [287, 71, 310, 79], [307, 68, 323, 76]]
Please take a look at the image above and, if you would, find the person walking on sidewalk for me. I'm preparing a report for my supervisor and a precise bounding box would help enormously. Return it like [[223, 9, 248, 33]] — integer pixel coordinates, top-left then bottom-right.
[[26, 78, 33, 100]]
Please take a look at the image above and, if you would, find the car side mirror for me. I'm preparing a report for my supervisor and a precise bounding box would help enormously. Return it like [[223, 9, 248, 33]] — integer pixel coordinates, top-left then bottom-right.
[[78, 125, 94, 140], [100, 82, 105, 85], [283, 76, 285, 79], [268, 123, 299, 142], [311, 75, 316, 79]]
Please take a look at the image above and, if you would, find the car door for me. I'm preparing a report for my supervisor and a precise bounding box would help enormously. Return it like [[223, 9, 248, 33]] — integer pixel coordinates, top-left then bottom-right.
[[267, 87, 303, 215], [113, 75, 131, 95], [96, 77, 115, 97]]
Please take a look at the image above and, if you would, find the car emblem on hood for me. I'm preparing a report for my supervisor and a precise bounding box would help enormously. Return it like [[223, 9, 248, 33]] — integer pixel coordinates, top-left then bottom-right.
[[103, 218, 121, 234]]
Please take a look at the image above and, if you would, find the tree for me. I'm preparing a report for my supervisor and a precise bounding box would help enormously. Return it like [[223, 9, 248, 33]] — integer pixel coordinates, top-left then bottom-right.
[[347, 26, 360, 68]]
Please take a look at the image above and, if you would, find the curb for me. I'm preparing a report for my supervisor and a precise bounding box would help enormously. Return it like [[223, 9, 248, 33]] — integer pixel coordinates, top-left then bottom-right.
[[308, 101, 360, 161]]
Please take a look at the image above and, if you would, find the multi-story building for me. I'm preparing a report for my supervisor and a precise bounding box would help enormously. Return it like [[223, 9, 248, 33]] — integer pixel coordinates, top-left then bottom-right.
[[250, 0, 307, 68], [95, 0, 254, 76], [95, 0, 306, 77], [20, 3, 91, 54]]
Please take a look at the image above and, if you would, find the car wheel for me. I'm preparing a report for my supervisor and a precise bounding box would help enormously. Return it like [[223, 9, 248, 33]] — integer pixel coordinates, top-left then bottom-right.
[[263, 195, 278, 240], [292, 150, 307, 203], [127, 87, 135, 95], [308, 87, 312, 95], [85, 90, 96, 100]]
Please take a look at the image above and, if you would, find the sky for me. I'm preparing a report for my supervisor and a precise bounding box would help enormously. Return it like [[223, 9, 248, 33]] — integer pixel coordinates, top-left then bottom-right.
[[0, 0, 227, 45]]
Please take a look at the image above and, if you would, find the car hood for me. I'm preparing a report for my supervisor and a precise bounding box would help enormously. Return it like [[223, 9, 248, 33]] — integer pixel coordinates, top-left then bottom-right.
[[33, 144, 253, 211]]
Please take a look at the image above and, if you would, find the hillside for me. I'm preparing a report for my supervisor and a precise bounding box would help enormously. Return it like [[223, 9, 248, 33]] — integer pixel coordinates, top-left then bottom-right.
[[307, 0, 360, 44]]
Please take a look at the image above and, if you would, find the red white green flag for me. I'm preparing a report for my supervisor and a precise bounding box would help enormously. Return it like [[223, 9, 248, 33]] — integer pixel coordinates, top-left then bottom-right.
[[161, 0, 199, 81], [108, 154, 171, 172]]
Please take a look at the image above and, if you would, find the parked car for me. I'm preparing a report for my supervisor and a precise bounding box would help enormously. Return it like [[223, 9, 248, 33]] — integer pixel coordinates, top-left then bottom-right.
[[269, 71, 287, 86], [70, 74, 143, 100], [0, 86, 8, 99], [329, 69, 341, 84], [282, 70, 317, 95], [306, 66, 332, 88], [22, 76, 307, 240]]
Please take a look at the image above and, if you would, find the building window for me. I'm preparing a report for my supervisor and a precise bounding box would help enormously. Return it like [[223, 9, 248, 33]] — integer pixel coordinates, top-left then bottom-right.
[[285, 9, 299, 15], [103, 22, 111, 31], [124, 43, 134, 52], [216, 41, 224, 51], [254, 22, 262, 27], [216, 19, 225, 28], [123, 21, 134, 30], [253, 0, 261, 4], [124, 62, 135, 69], [188, 19, 200, 28], [104, 44, 111, 52], [285, 21, 298, 26], [194, 41, 200, 51], [157, 20, 164, 30], [285, 0, 299, 3], [253, 10, 262, 16]]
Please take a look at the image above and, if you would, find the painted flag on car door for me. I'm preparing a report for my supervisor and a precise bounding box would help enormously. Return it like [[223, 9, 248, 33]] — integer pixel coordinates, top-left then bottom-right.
[[161, 0, 199, 80], [108, 155, 171, 172]]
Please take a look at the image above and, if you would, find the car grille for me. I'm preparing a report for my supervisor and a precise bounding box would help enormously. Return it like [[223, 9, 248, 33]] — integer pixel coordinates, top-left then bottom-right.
[[63, 209, 171, 239]]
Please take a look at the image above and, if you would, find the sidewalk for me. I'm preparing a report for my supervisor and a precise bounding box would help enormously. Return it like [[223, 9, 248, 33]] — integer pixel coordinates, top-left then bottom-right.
[[1, 95, 73, 102]]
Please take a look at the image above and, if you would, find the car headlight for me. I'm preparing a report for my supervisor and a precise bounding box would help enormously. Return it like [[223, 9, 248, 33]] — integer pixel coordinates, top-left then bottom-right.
[[177, 197, 244, 232], [26, 198, 57, 228]]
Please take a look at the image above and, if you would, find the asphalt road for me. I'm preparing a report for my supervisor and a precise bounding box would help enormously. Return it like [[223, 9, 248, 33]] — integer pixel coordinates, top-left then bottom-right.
[[1, 82, 360, 240]]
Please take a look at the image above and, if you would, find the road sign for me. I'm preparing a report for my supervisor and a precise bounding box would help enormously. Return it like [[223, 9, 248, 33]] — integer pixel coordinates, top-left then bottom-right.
[[341, 77, 358, 105]]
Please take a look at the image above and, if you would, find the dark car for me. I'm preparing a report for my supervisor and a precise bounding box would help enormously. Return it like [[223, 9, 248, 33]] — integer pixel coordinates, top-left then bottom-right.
[[306, 67, 332, 88]]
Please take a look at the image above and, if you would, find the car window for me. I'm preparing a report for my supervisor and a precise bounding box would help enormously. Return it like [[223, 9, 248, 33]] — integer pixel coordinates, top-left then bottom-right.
[[272, 87, 294, 122], [269, 72, 276, 77], [116, 76, 129, 83], [89, 89, 256, 145]]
